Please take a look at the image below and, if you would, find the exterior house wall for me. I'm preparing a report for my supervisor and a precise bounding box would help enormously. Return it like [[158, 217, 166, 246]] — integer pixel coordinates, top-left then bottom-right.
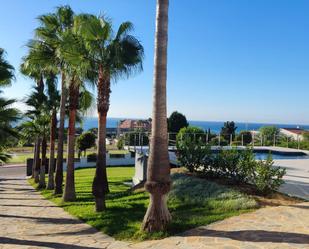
[[63, 153, 135, 171], [280, 129, 304, 141]]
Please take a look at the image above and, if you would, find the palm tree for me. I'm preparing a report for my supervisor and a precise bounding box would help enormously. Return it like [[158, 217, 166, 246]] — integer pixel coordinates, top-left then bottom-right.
[[22, 83, 49, 187], [142, 0, 171, 232], [35, 5, 74, 195], [0, 48, 19, 163], [62, 76, 79, 201], [62, 75, 94, 202], [20, 54, 46, 181], [72, 14, 144, 211], [0, 97, 19, 163], [46, 75, 60, 190], [0, 48, 14, 86], [19, 119, 41, 180]]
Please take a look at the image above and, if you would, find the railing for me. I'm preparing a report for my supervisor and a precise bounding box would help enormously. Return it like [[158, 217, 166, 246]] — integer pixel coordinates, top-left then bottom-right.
[[121, 132, 308, 151]]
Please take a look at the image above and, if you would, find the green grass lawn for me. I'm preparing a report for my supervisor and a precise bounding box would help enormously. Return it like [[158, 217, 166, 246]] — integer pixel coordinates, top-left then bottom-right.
[[29, 167, 258, 241], [7, 149, 128, 164]]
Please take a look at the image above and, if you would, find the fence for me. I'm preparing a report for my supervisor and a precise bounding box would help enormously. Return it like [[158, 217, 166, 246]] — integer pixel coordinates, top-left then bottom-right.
[[121, 131, 308, 151]]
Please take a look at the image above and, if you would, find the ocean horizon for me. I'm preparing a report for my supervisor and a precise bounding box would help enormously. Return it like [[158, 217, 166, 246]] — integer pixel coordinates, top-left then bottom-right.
[[80, 117, 309, 134]]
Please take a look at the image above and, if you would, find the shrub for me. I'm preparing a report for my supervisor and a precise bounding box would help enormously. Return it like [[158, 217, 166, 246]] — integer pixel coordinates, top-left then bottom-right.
[[237, 131, 252, 145], [259, 126, 279, 144], [213, 149, 241, 179], [168, 111, 189, 133], [87, 153, 97, 162], [253, 154, 286, 194], [220, 121, 237, 141], [209, 137, 228, 146], [109, 153, 125, 159], [176, 133, 212, 173], [237, 148, 256, 183], [76, 132, 96, 158], [176, 136, 286, 195], [117, 138, 124, 150], [177, 126, 205, 142], [124, 131, 149, 146]]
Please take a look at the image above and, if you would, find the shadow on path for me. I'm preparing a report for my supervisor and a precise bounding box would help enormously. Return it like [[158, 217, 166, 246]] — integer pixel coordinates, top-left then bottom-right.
[[0, 237, 102, 249], [183, 229, 309, 244], [0, 197, 42, 201], [0, 204, 57, 208], [0, 214, 82, 225], [33, 227, 97, 236]]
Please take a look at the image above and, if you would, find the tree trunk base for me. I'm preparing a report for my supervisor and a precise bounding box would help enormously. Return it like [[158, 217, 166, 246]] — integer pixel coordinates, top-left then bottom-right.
[[46, 181, 54, 190], [34, 172, 39, 183], [38, 183, 46, 189], [54, 186, 63, 195], [63, 191, 76, 202], [142, 193, 171, 232], [95, 197, 106, 212]]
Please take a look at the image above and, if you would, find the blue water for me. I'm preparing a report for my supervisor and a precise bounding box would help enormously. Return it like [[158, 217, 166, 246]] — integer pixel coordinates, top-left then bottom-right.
[[254, 152, 309, 160], [81, 117, 309, 134]]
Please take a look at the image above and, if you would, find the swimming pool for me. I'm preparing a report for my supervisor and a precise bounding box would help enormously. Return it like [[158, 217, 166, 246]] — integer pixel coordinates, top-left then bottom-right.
[[254, 151, 309, 160]]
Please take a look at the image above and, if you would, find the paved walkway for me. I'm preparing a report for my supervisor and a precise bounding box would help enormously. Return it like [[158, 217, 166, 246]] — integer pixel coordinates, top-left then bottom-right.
[[274, 159, 309, 200], [0, 165, 309, 249]]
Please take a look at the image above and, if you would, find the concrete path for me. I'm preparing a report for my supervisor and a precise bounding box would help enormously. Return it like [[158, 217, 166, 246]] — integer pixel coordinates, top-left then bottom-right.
[[274, 159, 309, 200], [0, 166, 128, 249], [1, 165, 309, 249]]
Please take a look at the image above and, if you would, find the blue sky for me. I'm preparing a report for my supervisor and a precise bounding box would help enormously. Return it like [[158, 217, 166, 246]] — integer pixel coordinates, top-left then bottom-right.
[[1, 0, 309, 124]]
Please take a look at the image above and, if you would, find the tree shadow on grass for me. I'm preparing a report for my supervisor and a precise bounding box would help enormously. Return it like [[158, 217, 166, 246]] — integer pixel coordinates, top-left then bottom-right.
[[181, 228, 309, 244], [84, 202, 147, 238], [0, 237, 102, 249]]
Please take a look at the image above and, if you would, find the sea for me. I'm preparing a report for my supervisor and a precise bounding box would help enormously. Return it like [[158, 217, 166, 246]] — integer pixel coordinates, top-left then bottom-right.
[[80, 117, 309, 134]]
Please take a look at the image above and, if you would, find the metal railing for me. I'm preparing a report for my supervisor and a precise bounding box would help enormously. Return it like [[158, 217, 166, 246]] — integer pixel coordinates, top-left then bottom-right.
[[120, 131, 307, 151]]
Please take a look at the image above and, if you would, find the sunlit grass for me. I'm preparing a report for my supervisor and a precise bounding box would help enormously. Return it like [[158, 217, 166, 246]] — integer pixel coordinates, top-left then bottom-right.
[[7, 148, 128, 164], [29, 167, 257, 241]]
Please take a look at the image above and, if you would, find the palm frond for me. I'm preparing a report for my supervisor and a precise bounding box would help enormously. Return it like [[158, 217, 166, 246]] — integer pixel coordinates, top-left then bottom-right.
[[0, 48, 15, 86]]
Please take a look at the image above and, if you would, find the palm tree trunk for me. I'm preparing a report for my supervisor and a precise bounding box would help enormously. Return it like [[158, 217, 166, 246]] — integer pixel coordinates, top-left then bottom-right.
[[92, 67, 110, 212], [38, 136, 47, 188], [34, 138, 41, 183], [142, 0, 171, 232], [32, 140, 37, 178], [47, 110, 57, 190], [63, 83, 78, 202], [54, 72, 66, 195]]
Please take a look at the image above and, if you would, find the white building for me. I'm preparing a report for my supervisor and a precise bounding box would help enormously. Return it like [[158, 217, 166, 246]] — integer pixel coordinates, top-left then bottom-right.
[[280, 128, 307, 141]]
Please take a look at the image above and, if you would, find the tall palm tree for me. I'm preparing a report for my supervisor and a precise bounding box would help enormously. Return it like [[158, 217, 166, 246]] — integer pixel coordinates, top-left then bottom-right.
[[71, 14, 144, 211], [35, 5, 74, 195], [0, 48, 15, 86], [19, 119, 41, 179], [23, 83, 49, 186], [62, 76, 79, 201], [0, 97, 19, 163], [62, 75, 94, 202], [0, 49, 19, 155], [20, 53, 46, 181], [46, 75, 60, 189], [142, 0, 171, 232]]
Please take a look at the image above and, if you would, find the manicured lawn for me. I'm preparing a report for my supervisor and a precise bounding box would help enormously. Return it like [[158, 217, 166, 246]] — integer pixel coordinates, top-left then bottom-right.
[[7, 149, 128, 164], [29, 167, 257, 241]]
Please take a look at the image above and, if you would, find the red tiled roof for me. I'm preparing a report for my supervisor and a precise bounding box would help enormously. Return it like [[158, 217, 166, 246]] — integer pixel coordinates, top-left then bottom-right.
[[282, 128, 306, 135]]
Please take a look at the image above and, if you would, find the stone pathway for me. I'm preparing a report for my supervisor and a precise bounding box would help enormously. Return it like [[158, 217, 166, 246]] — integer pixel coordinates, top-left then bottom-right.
[[0, 176, 129, 249], [0, 165, 309, 249]]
